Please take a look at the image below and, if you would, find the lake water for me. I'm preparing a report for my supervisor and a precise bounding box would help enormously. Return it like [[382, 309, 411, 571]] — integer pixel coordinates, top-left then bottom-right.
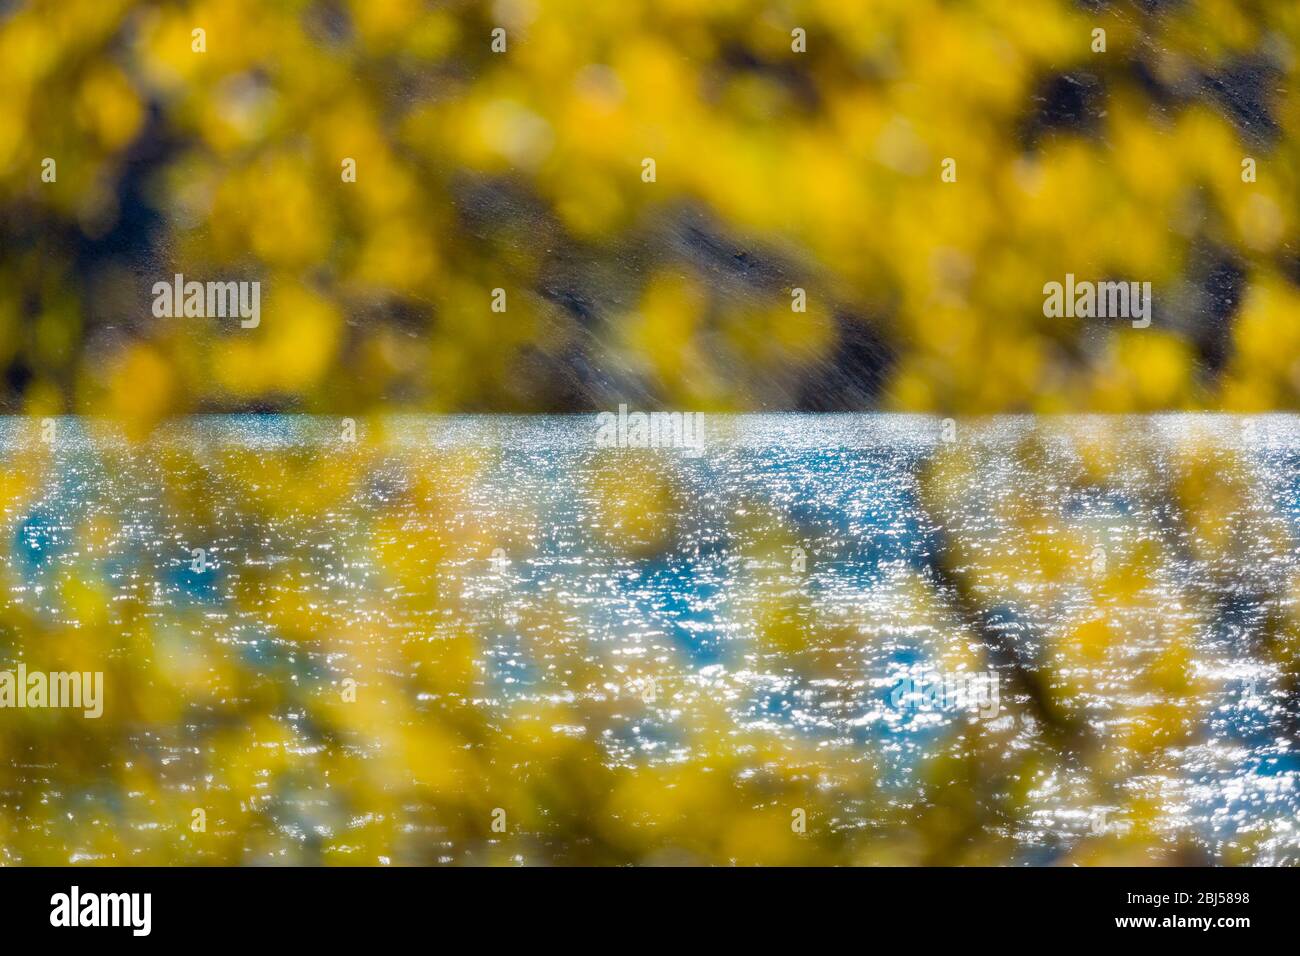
[[0, 415, 1296, 865]]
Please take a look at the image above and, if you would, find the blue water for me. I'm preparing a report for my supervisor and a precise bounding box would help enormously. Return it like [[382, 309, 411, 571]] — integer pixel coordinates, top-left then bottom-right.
[[0, 414, 1296, 864]]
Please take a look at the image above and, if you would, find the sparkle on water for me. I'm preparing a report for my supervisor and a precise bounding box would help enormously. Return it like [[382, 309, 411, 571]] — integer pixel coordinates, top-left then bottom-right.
[[0, 415, 1296, 864]]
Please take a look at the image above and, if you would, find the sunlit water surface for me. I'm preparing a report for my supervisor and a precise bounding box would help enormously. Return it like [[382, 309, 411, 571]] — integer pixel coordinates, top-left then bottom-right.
[[1, 415, 1297, 865]]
